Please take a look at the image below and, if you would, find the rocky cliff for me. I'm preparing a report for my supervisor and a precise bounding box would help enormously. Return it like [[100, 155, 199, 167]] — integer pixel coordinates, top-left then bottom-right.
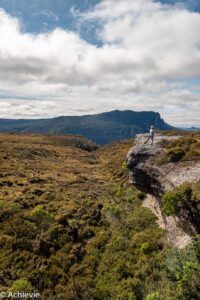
[[126, 133, 200, 248]]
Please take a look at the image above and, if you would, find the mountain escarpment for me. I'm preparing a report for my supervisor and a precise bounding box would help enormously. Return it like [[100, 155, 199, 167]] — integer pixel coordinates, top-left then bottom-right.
[[126, 133, 200, 248], [0, 110, 174, 145]]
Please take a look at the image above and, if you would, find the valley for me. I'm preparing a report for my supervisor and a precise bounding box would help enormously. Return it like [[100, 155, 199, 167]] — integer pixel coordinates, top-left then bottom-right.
[[0, 132, 199, 299]]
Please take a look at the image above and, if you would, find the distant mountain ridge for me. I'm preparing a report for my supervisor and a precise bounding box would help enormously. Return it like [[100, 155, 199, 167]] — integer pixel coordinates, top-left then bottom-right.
[[180, 127, 200, 132], [0, 110, 174, 145]]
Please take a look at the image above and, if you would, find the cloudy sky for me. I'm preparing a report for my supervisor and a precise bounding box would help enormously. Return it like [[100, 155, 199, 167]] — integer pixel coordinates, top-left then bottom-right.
[[0, 0, 200, 126]]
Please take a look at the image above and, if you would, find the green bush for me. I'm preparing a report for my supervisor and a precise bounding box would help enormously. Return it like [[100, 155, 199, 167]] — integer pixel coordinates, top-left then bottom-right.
[[0, 200, 21, 219], [166, 147, 185, 163], [158, 136, 200, 164], [162, 184, 193, 216], [146, 292, 160, 300], [31, 205, 54, 221], [31, 205, 54, 230], [9, 279, 33, 292], [141, 242, 150, 253], [122, 161, 127, 172], [102, 205, 122, 222]]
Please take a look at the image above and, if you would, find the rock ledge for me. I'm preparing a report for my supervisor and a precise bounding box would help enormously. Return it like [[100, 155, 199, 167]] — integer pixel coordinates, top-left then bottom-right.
[[126, 134, 200, 248]]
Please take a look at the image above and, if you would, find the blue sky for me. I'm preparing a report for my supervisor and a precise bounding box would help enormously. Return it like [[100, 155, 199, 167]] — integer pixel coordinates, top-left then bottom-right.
[[0, 0, 101, 43], [0, 0, 199, 42], [0, 0, 199, 126]]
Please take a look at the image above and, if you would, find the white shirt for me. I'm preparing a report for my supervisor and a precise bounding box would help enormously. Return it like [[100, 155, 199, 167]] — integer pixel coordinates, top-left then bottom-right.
[[149, 128, 154, 137]]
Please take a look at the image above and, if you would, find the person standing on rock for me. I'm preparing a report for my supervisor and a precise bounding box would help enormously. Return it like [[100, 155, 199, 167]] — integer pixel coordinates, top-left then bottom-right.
[[145, 125, 155, 145]]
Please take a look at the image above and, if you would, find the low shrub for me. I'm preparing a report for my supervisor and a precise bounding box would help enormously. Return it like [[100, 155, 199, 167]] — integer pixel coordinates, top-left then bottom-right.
[[162, 182, 200, 232], [166, 147, 186, 163], [156, 134, 200, 164], [146, 292, 160, 300], [187, 148, 200, 159], [162, 183, 193, 216], [9, 279, 33, 292]]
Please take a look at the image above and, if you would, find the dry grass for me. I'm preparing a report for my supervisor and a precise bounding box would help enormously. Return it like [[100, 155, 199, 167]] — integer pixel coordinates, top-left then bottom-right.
[[155, 132, 200, 164]]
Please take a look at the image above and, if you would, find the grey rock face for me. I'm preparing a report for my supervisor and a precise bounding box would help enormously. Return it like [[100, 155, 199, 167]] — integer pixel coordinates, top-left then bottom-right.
[[126, 134, 177, 196], [126, 134, 200, 248]]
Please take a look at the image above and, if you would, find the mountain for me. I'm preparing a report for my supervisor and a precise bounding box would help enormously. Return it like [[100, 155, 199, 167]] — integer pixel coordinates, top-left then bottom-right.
[[180, 127, 200, 132], [0, 110, 174, 145]]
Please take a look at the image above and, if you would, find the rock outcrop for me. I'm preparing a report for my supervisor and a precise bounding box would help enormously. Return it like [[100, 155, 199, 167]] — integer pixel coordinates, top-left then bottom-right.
[[126, 134, 200, 248]]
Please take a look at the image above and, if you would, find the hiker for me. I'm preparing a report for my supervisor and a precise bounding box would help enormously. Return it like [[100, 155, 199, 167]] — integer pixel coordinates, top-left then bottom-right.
[[145, 125, 155, 145]]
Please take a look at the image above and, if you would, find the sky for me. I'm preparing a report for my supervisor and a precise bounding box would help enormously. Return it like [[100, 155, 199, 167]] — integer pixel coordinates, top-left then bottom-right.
[[0, 0, 200, 126]]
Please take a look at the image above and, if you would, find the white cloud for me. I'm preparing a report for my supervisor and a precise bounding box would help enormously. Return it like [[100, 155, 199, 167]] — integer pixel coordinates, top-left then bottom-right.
[[32, 10, 59, 21], [0, 100, 57, 119], [0, 1, 200, 126]]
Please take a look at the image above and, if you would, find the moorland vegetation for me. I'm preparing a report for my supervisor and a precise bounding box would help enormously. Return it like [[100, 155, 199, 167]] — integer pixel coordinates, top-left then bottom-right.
[[0, 132, 199, 299]]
